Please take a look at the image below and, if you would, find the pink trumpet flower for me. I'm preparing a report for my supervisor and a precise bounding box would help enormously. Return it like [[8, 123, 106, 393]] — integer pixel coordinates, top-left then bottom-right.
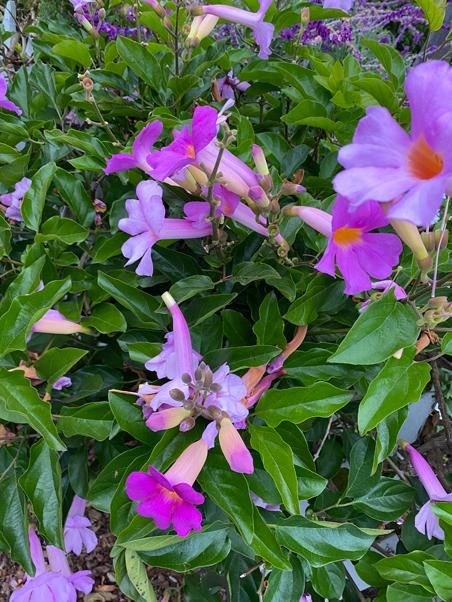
[[0, 74, 22, 115], [64, 495, 98, 556], [118, 180, 212, 276], [145, 331, 202, 379], [190, 15, 219, 47], [400, 440, 452, 539], [245, 369, 286, 408], [104, 121, 163, 175], [10, 527, 93, 602], [0, 177, 31, 222], [216, 70, 251, 100], [146, 406, 191, 432], [126, 439, 207, 537], [284, 197, 402, 295], [190, 0, 275, 59], [31, 310, 89, 335], [218, 416, 254, 474], [267, 325, 308, 374], [333, 61, 452, 228]]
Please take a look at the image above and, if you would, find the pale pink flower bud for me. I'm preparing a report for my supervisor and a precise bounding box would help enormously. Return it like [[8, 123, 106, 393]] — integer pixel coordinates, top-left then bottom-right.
[[280, 183, 306, 196], [218, 417, 253, 474], [248, 185, 270, 209], [146, 407, 191, 431]]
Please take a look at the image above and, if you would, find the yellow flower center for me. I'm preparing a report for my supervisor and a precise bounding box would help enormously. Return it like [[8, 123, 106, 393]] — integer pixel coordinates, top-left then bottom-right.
[[187, 144, 196, 159], [333, 227, 363, 247], [407, 135, 444, 180]]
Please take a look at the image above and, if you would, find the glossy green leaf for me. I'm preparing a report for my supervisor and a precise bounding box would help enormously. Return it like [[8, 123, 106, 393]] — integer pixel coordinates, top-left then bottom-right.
[[253, 291, 286, 348], [59, 402, 114, 440], [363, 39, 406, 89], [231, 262, 281, 285], [51, 39, 92, 68], [311, 562, 345, 599], [414, 0, 444, 30], [0, 475, 33, 575], [424, 559, 452, 601], [35, 216, 89, 245], [376, 551, 436, 591], [21, 162, 57, 231], [387, 583, 433, 602], [34, 347, 88, 389], [81, 302, 127, 333], [284, 273, 346, 325], [250, 506, 291, 570], [373, 406, 409, 473], [353, 477, 415, 521], [169, 275, 215, 304], [202, 345, 280, 371], [184, 294, 237, 328], [117, 36, 161, 91], [264, 555, 305, 602], [347, 437, 382, 498], [125, 549, 157, 602], [109, 391, 160, 446], [53, 168, 96, 228]]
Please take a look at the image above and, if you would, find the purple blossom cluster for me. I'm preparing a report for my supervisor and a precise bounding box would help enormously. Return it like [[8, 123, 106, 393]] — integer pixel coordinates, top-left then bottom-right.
[[280, 19, 353, 50], [81, 8, 153, 41], [213, 22, 241, 47]]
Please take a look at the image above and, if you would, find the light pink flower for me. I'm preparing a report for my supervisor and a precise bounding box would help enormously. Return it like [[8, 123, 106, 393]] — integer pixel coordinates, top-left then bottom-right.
[[216, 70, 250, 100], [64, 496, 98, 556], [0, 74, 22, 115], [0, 177, 31, 222]]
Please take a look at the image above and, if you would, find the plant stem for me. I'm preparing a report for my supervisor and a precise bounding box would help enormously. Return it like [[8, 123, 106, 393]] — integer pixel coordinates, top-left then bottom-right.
[[410, 271, 452, 301], [313, 414, 335, 462], [344, 565, 367, 602], [134, 3, 142, 44], [89, 94, 124, 148], [431, 360, 452, 450], [256, 563, 266, 602]]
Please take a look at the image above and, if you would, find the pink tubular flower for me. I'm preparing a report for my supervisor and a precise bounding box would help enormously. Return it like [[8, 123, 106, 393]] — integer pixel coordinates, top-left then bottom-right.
[[126, 439, 207, 537], [191, 0, 274, 59], [10, 527, 93, 602], [359, 280, 407, 312], [216, 70, 250, 100], [145, 332, 202, 378], [31, 310, 89, 335], [333, 61, 452, 228], [69, 0, 96, 10], [0, 177, 31, 222], [267, 325, 308, 374], [184, 185, 240, 229], [400, 440, 452, 539], [245, 369, 286, 408], [191, 15, 219, 46], [323, 0, 352, 10], [146, 406, 191, 432], [64, 495, 98, 556], [53, 376, 72, 390], [118, 180, 212, 276], [286, 197, 402, 295], [0, 74, 22, 115], [218, 416, 253, 474], [104, 121, 163, 175]]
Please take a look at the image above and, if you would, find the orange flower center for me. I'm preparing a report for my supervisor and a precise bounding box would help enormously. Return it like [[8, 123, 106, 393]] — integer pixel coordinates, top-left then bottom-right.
[[187, 144, 196, 159], [333, 227, 363, 247], [407, 135, 444, 180]]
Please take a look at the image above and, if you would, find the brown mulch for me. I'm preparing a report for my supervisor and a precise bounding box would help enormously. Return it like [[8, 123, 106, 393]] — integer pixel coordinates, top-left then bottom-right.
[[0, 505, 184, 602]]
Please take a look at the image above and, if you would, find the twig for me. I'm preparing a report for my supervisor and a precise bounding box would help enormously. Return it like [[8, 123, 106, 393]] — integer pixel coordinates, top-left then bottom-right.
[[410, 270, 452, 301], [384, 456, 410, 485], [431, 360, 452, 450], [408, 299, 423, 321], [240, 561, 264, 578], [313, 414, 335, 462], [344, 565, 367, 602], [256, 563, 266, 602], [372, 542, 392, 557]]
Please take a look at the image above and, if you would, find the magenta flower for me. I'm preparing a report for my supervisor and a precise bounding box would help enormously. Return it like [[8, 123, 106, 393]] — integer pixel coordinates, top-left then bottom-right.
[[359, 280, 407, 312], [64, 495, 98, 556], [126, 439, 207, 537], [69, 0, 96, 10], [218, 416, 254, 473], [323, 0, 352, 11], [104, 121, 163, 175], [118, 180, 212, 276], [0, 177, 31, 221], [333, 61, 452, 228], [145, 331, 202, 378], [184, 185, 240, 229], [191, 0, 274, 59], [300, 596, 312, 602], [53, 376, 72, 390], [10, 527, 93, 602], [216, 70, 250, 100], [0, 74, 22, 115], [401, 440, 452, 539], [31, 310, 89, 335]]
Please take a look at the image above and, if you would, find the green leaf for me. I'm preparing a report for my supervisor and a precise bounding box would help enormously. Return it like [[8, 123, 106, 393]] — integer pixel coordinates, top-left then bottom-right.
[[222, 310, 255, 347], [125, 548, 158, 602], [0, 278, 71, 356], [0, 474, 33, 575], [414, 0, 444, 30], [329, 290, 419, 365], [117, 36, 161, 91], [353, 477, 415, 521], [363, 39, 406, 89], [256, 383, 353, 427], [68, 446, 89, 499], [0, 369, 65, 451], [0, 255, 46, 316], [19, 439, 64, 549], [97, 272, 167, 330], [35, 216, 89, 245], [350, 77, 398, 113], [0, 152, 30, 186], [184, 294, 237, 328], [81, 303, 127, 334], [53, 168, 96, 228], [34, 347, 88, 389], [169, 275, 214, 304], [250, 506, 291, 570], [109, 391, 160, 446], [376, 551, 436, 591], [168, 75, 202, 102], [355, 551, 392, 587], [387, 583, 433, 602], [284, 273, 345, 325], [249, 425, 299, 515], [21, 162, 57, 231], [358, 349, 431, 434], [264, 555, 305, 602], [424, 559, 452, 601], [59, 402, 114, 440], [51, 39, 92, 68], [442, 331, 452, 354], [91, 232, 129, 263], [231, 262, 281, 286], [29, 61, 58, 109], [202, 345, 280, 371], [253, 291, 286, 348], [152, 245, 204, 282], [0, 213, 11, 255], [311, 563, 345, 599], [373, 406, 409, 473], [346, 437, 382, 498], [198, 452, 254, 544], [283, 100, 342, 132], [276, 516, 378, 567]]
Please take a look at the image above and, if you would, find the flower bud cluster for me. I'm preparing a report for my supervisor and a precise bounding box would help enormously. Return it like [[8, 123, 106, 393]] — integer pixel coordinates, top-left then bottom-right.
[[418, 296, 452, 328]]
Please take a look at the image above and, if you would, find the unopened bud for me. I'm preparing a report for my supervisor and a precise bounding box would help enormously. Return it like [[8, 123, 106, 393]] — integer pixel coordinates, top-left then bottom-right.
[[281, 183, 306, 196], [98, 7, 106, 18], [181, 23, 191, 36], [204, 370, 213, 388], [94, 214, 102, 227], [301, 7, 310, 25], [206, 405, 222, 419], [268, 224, 280, 237], [147, 0, 166, 18], [420, 231, 435, 253], [194, 367, 203, 382], [282, 204, 298, 218], [164, 15, 173, 31], [180, 417, 196, 432], [435, 229, 449, 250], [82, 77, 94, 92], [188, 4, 204, 16], [181, 373, 192, 384], [428, 296, 448, 309], [248, 186, 270, 209], [170, 388, 185, 402], [252, 144, 269, 176], [210, 383, 222, 393], [183, 399, 195, 410], [271, 199, 280, 214]]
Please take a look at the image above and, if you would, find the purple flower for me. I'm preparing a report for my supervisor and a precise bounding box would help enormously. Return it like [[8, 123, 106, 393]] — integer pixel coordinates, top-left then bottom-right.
[[10, 527, 93, 602], [250, 491, 280, 511], [31, 310, 89, 335], [53, 376, 72, 390], [216, 70, 250, 100], [192, 0, 274, 59], [64, 495, 98, 555], [334, 61, 452, 228], [184, 184, 240, 229], [0, 74, 22, 115], [300, 595, 312, 602], [0, 177, 31, 222], [323, 0, 352, 11], [145, 331, 202, 379], [126, 439, 207, 537], [401, 440, 452, 539], [359, 279, 407, 312], [69, 0, 96, 11], [118, 180, 212, 276], [104, 121, 163, 175]]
